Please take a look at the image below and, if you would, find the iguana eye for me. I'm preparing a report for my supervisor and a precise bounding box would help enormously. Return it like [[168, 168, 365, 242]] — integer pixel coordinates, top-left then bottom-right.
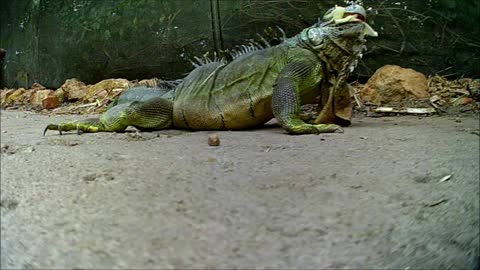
[[306, 28, 324, 46]]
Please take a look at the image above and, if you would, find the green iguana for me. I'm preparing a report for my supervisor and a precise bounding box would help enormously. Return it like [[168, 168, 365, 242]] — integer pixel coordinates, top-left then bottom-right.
[[44, 4, 377, 135]]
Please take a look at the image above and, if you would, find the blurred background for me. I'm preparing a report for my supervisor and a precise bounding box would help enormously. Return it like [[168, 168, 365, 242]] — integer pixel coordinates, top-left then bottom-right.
[[1, 0, 479, 89]]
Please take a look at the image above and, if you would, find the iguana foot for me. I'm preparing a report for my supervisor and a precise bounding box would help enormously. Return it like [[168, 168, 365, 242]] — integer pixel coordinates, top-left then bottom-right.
[[316, 123, 344, 133], [43, 118, 106, 136], [283, 119, 343, 134], [300, 112, 317, 123]]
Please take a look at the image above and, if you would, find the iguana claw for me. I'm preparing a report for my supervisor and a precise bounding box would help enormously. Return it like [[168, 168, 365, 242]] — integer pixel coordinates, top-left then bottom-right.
[[315, 124, 344, 134], [333, 126, 344, 133], [76, 124, 83, 135], [43, 118, 107, 135], [43, 124, 63, 136]]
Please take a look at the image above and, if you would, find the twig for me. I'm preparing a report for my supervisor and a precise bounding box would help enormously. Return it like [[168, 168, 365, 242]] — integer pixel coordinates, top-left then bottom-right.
[[76, 102, 97, 108], [426, 199, 448, 207], [350, 86, 364, 109]]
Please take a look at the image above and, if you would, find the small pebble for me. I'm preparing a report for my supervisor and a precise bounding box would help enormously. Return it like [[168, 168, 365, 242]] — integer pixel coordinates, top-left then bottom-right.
[[82, 174, 97, 182], [208, 133, 220, 146], [103, 173, 115, 181]]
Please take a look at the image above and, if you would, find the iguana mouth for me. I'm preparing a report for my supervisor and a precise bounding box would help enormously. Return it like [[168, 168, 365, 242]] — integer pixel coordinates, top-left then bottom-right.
[[320, 3, 378, 37], [349, 13, 366, 22], [330, 20, 378, 38]]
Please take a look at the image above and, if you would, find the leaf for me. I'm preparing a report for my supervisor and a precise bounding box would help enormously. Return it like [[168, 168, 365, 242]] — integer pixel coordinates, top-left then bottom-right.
[[438, 174, 452, 183]]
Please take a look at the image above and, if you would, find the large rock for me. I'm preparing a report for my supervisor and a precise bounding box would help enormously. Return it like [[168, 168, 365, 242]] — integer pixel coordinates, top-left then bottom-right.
[[30, 89, 54, 105], [54, 88, 66, 103], [42, 95, 60, 109], [57, 79, 88, 101], [5, 88, 26, 104], [30, 82, 46, 90], [85, 78, 132, 101], [1, 89, 16, 106], [360, 65, 430, 105], [468, 79, 480, 100]]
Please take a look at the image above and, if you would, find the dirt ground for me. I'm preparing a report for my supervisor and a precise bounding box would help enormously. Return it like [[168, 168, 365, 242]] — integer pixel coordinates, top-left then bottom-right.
[[1, 110, 479, 269]]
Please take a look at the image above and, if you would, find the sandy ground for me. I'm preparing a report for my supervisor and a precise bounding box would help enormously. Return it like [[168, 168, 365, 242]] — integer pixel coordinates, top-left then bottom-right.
[[1, 110, 479, 269]]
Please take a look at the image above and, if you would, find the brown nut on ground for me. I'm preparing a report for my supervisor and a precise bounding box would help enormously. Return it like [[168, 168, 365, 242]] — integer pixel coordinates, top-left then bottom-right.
[[208, 133, 220, 146]]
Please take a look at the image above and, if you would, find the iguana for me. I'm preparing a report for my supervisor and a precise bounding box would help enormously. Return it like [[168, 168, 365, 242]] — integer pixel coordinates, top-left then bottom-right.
[[44, 4, 377, 135]]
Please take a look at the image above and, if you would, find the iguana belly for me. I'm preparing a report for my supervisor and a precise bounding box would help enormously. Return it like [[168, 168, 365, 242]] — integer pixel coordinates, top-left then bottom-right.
[[173, 87, 274, 130]]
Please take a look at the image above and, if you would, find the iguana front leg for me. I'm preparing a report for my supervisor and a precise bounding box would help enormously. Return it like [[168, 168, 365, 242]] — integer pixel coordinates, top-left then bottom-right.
[[272, 61, 343, 134], [43, 117, 107, 135]]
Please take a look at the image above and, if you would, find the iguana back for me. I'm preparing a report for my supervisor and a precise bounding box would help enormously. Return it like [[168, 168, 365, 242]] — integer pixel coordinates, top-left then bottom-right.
[[173, 45, 321, 130]]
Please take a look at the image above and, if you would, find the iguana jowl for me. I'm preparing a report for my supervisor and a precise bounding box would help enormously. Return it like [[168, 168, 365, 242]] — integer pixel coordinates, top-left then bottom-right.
[[44, 4, 376, 135]]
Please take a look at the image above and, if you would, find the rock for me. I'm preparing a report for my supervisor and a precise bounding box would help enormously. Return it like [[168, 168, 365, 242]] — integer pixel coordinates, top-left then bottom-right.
[[96, 90, 108, 99], [360, 65, 430, 105], [126, 131, 144, 141], [1, 143, 8, 151], [358, 85, 379, 105], [85, 78, 132, 100], [21, 89, 36, 104], [30, 82, 46, 90], [24, 146, 35, 153], [1, 89, 15, 106], [57, 79, 88, 101], [208, 133, 220, 146], [468, 79, 480, 100], [6, 88, 26, 104], [55, 88, 66, 103], [30, 89, 54, 105], [82, 173, 114, 182], [1, 144, 18, 155], [430, 95, 448, 109], [42, 95, 60, 109], [452, 97, 474, 106], [0, 198, 19, 210], [82, 173, 97, 182]]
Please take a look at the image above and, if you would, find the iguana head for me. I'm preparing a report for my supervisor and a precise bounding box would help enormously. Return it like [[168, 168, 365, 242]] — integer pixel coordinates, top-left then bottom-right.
[[291, 3, 377, 73], [322, 3, 367, 25]]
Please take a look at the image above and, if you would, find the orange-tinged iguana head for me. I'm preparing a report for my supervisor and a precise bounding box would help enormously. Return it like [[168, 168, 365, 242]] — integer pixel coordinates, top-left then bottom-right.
[[290, 3, 377, 73]]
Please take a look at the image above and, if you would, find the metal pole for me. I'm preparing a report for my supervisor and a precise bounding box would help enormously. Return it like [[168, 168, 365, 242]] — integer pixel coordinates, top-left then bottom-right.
[[209, 0, 224, 54]]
